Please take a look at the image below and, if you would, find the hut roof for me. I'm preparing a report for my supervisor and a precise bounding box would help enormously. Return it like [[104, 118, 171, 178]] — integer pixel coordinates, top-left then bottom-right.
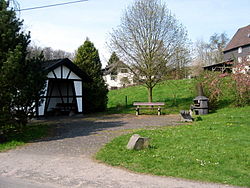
[[42, 58, 90, 81]]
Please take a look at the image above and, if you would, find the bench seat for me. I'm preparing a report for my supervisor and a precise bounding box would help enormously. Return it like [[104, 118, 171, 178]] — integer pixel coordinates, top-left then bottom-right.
[[133, 102, 165, 115]]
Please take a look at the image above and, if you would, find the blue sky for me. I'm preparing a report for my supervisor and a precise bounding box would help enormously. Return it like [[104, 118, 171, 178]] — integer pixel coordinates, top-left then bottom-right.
[[18, 0, 250, 65]]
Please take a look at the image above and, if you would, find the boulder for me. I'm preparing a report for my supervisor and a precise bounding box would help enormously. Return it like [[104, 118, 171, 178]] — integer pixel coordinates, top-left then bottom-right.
[[127, 134, 150, 150], [180, 110, 193, 122], [69, 110, 75, 117]]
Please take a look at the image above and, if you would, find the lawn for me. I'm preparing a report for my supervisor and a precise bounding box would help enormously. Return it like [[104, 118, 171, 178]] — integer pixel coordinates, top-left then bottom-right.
[[107, 79, 195, 114], [0, 123, 49, 152], [96, 106, 250, 187]]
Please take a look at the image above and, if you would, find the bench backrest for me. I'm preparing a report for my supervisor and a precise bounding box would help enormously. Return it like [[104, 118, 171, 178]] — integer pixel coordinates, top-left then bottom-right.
[[133, 102, 165, 106]]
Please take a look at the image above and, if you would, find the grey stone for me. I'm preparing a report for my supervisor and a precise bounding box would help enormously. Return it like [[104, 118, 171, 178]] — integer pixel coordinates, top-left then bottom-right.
[[69, 110, 75, 117], [127, 134, 150, 150], [180, 110, 193, 122]]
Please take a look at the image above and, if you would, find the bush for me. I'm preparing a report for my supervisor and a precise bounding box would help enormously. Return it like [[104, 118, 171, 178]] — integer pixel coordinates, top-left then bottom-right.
[[231, 60, 250, 106], [197, 61, 250, 109], [196, 71, 229, 109]]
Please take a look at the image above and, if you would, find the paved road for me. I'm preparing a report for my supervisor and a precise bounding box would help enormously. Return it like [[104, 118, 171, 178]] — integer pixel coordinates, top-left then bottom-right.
[[0, 114, 240, 188]]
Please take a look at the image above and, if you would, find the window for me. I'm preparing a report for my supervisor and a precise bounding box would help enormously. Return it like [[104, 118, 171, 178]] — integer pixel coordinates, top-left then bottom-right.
[[120, 68, 128, 73], [247, 55, 250, 62], [238, 47, 242, 53], [238, 57, 242, 63], [111, 75, 117, 81]]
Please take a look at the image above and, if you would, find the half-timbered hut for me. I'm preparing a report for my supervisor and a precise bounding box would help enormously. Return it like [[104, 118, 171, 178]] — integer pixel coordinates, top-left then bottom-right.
[[36, 58, 89, 116]]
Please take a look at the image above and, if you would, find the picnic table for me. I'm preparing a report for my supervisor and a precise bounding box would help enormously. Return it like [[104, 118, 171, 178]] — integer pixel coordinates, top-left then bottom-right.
[[133, 102, 165, 116]]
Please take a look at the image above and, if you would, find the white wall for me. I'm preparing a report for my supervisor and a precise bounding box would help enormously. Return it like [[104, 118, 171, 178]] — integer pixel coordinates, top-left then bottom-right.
[[47, 66, 81, 80], [38, 65, 83, 115], [104, 71, 134, 89], [74, 81, 83, 112], [38, 80, 48, 116]]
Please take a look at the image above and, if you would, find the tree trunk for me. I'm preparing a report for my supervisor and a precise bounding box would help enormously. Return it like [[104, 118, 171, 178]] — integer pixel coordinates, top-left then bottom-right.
[[147, 87, 153, 102]]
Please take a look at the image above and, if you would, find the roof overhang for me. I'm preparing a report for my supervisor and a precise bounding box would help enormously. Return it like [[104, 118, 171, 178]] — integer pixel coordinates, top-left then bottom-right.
[[42, 58, 91, 82]]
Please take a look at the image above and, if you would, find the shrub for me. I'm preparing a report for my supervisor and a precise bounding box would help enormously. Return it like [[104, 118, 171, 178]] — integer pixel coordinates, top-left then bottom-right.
[[196, 71, 228, 109], [197, 60, 250, 109], [231, 60, 250, 106]]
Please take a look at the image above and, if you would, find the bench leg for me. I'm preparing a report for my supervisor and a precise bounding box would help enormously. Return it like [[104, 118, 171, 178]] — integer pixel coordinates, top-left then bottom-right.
[[136, 107, 139, 115], [158, 107, 161, 116]]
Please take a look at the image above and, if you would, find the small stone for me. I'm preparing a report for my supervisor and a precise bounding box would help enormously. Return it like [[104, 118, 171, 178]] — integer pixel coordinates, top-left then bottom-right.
[[127, 134, 150, 150], [69, 110, 75, 117]]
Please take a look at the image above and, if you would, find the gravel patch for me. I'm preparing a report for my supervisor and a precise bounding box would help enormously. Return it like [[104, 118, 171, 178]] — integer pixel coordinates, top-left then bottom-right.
[[19, 114, 182, 157], [0, 114, 240, 188]]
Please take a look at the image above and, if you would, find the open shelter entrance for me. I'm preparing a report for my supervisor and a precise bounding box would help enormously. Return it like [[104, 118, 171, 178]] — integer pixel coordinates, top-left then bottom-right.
[[36, 58, 90, 117], [45, 79, 77, 115]]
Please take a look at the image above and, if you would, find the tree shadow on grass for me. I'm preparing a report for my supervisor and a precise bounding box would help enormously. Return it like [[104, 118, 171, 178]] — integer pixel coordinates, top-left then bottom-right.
[[107, 97, 194, 115], [164, 97, 193, 107], [107, 104, 134, 114]]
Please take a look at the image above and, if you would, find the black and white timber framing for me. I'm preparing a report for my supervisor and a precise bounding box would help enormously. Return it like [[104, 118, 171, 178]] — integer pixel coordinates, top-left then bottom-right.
[[36, 58, 89, 116]]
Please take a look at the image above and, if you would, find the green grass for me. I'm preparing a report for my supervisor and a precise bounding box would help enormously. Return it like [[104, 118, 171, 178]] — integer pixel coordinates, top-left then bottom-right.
[[96, 106, 250, 187], [0, 123, 50, 152], [107, 79, 195, 114]]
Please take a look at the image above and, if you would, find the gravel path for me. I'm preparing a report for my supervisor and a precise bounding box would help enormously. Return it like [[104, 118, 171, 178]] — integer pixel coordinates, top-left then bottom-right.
[[0, 114, 240, 188]]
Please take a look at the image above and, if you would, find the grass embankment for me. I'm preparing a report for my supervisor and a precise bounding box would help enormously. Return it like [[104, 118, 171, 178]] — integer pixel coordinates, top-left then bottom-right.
[[107, 79, 195, 114], [0, 123, 49, 152], [96, 106, 250, 187]]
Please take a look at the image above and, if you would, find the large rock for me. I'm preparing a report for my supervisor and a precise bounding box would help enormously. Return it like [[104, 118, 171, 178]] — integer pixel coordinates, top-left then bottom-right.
[[180, 110, 193, 122], [126, 134, 150, 150]]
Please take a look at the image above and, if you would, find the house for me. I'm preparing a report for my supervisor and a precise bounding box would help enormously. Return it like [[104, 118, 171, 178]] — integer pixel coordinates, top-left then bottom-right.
[[223, 24, 250, 63], [103, 61, 134, 90], [202, 60, 234, 72], [203, 24, 250, 72], [36, 58, 89, 116]]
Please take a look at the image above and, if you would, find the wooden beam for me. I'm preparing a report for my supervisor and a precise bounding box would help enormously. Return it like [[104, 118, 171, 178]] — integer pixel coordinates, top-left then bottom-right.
[[52, 70, 57, 79]]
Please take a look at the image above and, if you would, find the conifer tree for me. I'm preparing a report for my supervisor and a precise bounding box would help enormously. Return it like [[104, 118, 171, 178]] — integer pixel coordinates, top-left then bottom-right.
[[107, 52, 120, 65], [0, 0, 46, 131], [74, 38, 108, 112]]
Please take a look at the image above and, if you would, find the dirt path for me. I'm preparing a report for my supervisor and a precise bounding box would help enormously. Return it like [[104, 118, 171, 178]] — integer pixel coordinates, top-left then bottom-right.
[[0, 114, 240, 188]]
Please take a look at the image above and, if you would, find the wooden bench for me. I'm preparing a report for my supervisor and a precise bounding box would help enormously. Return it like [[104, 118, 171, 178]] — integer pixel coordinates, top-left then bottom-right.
[[54, 103, 76, 113], [133, 102, 165, 116]]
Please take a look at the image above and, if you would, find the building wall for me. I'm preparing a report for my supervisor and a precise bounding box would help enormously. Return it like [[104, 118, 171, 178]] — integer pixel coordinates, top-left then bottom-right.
[[103, 70, 134, 90], [38, 65, 83, 116], [224, 45, 250, 62]]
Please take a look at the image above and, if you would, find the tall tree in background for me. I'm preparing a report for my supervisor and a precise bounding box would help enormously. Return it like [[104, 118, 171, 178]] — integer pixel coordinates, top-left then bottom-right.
[[109, 0, 188, 102], [0, 0, 46, 130], [192, 33, 229, 76], [168, 44, 191, 79], [74, 38, 108, 113], [192, 33, 229, 75], [209, 32, 229, 63], [27, 44, 74, 60], [107, 52, 120, 65]]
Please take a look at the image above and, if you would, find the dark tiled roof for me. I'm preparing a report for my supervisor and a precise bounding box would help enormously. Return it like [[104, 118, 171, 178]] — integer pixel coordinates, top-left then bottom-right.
[[41, 58, 63, 70], [103, 61, 128, 75], [42, 58, 90, 81], [202, 60, 234, 69], [224, 25, 250, 52]]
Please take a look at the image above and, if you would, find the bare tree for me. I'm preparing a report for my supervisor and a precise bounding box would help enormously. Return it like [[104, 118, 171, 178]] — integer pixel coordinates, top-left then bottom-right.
[[27, 44, 74, 60], [193, 33, 229, 68], [209, 32, 229, 63], [168, 44, 191, 79], [8, 0, 20, 10], [109, 0, 188, 102]]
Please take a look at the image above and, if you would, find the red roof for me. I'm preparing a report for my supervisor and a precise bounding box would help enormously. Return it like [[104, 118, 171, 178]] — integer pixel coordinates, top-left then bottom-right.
[[224, 25, 250, 52]]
